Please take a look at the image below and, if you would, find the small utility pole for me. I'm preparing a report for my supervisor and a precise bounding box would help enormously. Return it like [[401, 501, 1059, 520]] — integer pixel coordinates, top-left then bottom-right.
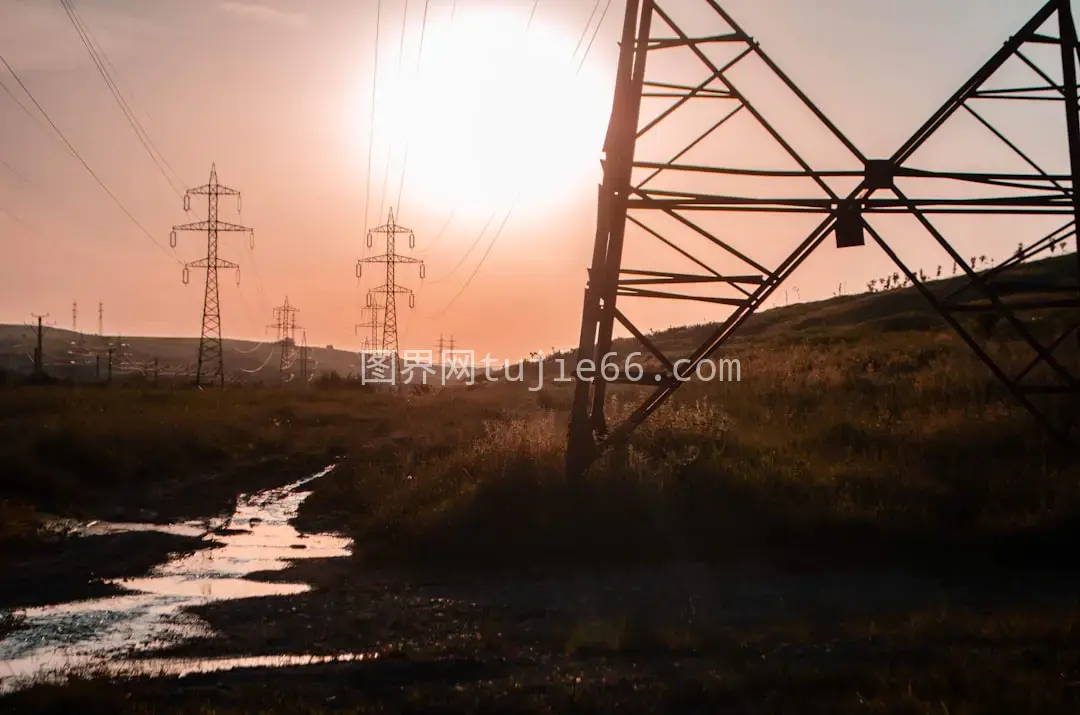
[[300, 331, 308, 385], [29, 313, 52, 381], [107, 344, 114, 384]]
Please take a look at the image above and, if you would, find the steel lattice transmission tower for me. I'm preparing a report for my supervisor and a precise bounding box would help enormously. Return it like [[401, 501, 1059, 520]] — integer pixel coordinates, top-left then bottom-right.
[[267, 297, 301, 385], [171, 163, 255, 387], [567, 0, 1080, 476], [356, 208, 425, 356], [354, 294, 382, 353]]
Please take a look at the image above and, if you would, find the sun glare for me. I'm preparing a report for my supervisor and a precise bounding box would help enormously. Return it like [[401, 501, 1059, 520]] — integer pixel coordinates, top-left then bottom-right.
[[353, 5, 614, 220]]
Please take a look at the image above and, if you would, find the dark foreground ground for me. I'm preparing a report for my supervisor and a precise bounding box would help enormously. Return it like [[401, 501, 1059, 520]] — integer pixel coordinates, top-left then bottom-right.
[[4, 448, 1080, 714], [6, 553, 1080, 714]]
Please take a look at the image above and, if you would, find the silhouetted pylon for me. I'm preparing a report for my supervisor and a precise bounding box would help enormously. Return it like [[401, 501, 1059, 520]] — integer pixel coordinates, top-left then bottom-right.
[[567, 0, 1080, 477], [356, 208, 425, 358], [267, 296, 301, 385], [171, 163, 255, 387], [355, 294, 382, 353]]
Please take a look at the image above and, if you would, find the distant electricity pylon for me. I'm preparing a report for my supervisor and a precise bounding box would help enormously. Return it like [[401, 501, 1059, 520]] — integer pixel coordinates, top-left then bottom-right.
[[97, 301, 103, 337], [354, 295, 382, 352], [267, 296, 301, 385], [72, 301, 77, 334], [171, 163, 255, 387], [566, 0, 1080, 476], [435, 334, 456, 362], [299, 330, 310, 385], [356, 208, 425, 356]]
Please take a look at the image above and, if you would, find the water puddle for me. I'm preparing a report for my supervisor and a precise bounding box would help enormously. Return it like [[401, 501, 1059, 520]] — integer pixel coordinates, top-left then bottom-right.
[[0, 465, 361, 692]]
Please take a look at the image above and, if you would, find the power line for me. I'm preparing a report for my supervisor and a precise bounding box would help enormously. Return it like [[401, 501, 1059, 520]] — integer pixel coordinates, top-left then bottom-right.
[[394, 0, 432, 218], [426, 0, 597, 320], [235, 197, 270, 316], [1, 76, 181, 246], [237, 347, 276, 374], [1, 141, 152, 247], [409, 0, 541, 289], [0, 154, 29, 183], [526, 0, 541, 31], [576, 0, 613, 75], [358, 0, 384, 334], [0, 203, 45, 238], [430, 198, 519, 319], [378, 0, 410, 222], [571, 0, 603, 61], [362, 0, 383, 258], [0, 76, 55, 138], [432, 210, 498, 282], [419, 207, 456, 256], [0, 53, 178, 261], [235, 281, 269, 340], [61, 0, 187, 198]]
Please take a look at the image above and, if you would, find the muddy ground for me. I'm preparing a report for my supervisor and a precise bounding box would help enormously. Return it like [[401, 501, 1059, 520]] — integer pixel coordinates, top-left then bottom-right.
[[3, 463, 1080, 713]]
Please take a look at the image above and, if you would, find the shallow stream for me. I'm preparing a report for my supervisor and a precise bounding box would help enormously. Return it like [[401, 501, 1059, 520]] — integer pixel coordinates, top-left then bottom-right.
[[0, 465, 365, 691]]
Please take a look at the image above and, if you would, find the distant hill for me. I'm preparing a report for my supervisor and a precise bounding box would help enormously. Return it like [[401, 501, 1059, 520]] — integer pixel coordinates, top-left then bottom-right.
[[3, 253, 1074, 386], [624, 252, 1076, 358], [491, 253, 1077, 383], [0, 327, 363, 385]]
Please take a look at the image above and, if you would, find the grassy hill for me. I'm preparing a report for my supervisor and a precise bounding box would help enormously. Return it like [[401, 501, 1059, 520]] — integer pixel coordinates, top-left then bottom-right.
[[641, 251, 1076, 356], [492, 253, 1076, 407]]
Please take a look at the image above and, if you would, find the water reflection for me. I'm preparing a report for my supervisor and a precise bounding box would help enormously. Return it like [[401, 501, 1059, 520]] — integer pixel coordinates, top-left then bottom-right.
[[0, 465, 352, 690]]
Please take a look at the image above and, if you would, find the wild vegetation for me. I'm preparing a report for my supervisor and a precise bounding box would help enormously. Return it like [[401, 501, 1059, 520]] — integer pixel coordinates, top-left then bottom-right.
[[3, 257, 1078, 567], [2, 256, 1078, 712], [297, 256, 1079, 573]]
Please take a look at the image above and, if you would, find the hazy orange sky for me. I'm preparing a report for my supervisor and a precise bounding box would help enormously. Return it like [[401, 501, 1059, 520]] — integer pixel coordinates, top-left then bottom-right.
[[0, 0, 1070, 360]]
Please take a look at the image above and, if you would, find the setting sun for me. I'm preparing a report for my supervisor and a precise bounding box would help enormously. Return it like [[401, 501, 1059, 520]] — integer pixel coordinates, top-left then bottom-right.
[[351, 3, 613, 220]]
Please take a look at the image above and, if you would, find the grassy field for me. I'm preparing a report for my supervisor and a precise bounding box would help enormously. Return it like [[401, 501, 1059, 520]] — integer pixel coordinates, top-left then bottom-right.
[[3, 259, 1078, 568], [2, 258, 1079, 712], [0, 384, 520, 547], [298, 258, 1079, 573]]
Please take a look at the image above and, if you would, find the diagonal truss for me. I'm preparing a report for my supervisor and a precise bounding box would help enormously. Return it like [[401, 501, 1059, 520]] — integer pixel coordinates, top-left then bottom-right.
[[567, 0, 1080, 476]]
